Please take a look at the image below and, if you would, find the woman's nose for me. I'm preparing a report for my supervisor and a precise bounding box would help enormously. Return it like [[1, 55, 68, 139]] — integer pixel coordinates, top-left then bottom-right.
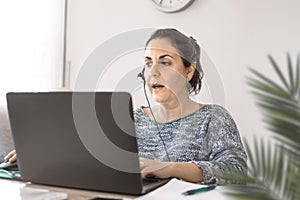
[[149, 63, 161, 77]]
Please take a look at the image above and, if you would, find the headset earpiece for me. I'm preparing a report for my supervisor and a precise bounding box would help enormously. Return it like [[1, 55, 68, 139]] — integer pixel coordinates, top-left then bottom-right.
[[137, 67, 145, 83]]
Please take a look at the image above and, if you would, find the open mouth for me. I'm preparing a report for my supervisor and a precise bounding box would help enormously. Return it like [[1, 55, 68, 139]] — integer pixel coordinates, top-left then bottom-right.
[[151, 83, 165, 89]]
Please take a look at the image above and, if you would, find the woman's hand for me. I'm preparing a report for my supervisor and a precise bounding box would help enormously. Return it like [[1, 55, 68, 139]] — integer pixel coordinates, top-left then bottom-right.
[[139, 157, 173, 179], [4, 150, 17, 163]]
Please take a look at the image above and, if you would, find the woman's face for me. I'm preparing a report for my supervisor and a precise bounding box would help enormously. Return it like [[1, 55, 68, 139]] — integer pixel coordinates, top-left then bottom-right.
[[144, 38, 194, 104]]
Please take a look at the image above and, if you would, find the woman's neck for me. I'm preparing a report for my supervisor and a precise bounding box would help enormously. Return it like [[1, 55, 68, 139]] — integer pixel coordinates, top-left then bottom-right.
[[152, 98, 201, 122]]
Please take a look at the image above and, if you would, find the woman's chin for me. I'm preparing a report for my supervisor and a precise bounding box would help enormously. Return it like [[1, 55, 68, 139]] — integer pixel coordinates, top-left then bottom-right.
[[151, 94, 170, 103], [150, 87, 175, 103]]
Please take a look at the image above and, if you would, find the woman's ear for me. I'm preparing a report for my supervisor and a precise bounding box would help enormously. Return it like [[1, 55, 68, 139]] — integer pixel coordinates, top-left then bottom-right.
[[186, 64, 196, 82]]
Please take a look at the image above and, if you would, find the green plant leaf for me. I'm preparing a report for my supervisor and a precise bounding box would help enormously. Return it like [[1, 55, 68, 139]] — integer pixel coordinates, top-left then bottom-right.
[[295, 53, 300, 99], [287, 53, 295, 94], [247, 68, 290, 98], [224, 53, 300, 200], [268, 54, 290, 91], [223, 138, 294, 200]]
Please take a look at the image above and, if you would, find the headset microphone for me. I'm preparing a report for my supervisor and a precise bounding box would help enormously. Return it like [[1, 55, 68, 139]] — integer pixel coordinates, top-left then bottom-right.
[[136, 66, 171, 162]]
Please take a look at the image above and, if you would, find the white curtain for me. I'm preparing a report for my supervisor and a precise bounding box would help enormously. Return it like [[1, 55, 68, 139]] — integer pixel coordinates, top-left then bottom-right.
[[0, 0, 65, 105]]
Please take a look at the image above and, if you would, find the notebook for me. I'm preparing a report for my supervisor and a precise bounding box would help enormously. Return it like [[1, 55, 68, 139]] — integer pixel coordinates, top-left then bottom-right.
[[6, 92, 169, 195]]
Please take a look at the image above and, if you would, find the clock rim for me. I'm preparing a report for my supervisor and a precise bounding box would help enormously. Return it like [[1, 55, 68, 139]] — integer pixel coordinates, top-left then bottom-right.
[[151, 0, 195, 13]]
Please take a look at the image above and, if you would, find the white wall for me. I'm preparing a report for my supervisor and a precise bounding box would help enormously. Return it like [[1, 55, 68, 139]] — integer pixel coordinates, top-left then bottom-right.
[[0, 0, 66, 157], [66, 0, 300, 142], [0, 0, 66, 103]]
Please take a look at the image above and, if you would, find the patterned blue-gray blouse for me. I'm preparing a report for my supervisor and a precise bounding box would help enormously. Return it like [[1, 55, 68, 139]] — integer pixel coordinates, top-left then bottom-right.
[[134, 104, 247, 183]]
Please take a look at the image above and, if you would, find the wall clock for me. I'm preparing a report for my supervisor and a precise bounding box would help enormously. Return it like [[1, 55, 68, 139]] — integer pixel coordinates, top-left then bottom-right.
[[151, 0, 195, 13]]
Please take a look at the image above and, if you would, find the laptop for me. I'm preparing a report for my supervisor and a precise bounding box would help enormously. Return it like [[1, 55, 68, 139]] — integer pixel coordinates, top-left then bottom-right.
[[6, 92, 169, 195]]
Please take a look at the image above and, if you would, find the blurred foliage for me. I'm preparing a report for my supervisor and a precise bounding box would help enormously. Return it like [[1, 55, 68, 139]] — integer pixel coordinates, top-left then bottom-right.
[[223, 53, 300, 200]]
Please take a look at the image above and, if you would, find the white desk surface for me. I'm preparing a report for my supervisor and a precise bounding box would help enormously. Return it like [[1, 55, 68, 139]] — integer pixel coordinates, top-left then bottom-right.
[[0, 178, 135, 200], [0, 178, 232, 200]]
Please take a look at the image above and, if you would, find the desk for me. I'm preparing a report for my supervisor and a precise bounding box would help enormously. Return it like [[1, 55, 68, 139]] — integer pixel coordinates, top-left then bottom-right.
[[0, 179, 135, 200], [0, 178, 232, 200]]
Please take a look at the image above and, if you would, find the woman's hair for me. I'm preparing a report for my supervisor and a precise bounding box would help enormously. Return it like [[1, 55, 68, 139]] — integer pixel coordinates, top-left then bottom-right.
[[145, 28, 204, 94]]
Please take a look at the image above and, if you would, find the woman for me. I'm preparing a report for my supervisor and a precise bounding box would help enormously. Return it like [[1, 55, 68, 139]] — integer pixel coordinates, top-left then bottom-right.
[[4, 28, 247, 184], [137, 28, 247, 183]]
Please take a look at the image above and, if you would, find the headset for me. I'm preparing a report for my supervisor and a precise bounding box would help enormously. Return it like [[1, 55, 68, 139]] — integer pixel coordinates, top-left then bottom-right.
[[137, 66, 171, 161], [137, 67, 145, 83]]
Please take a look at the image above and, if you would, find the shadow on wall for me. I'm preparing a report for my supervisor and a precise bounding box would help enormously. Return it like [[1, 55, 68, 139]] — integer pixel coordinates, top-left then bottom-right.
[[0, 105, 14, 160]]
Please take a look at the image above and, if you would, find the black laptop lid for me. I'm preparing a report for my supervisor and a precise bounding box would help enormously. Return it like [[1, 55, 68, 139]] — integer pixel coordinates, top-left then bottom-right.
[[6, 92, 143, 195]]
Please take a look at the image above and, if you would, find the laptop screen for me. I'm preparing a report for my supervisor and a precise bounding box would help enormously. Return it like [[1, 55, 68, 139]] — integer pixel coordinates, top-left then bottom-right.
[[7, 92, 145, 194]]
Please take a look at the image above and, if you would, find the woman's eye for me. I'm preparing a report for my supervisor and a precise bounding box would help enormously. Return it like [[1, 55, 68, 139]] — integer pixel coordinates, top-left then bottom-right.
[[145, 63, 152, 68], [162, 62, 170, 66]]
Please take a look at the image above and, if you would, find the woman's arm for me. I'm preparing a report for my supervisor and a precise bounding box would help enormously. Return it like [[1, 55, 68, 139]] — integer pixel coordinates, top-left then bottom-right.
[[169, 162, 203, 182], [140, 157, 203, 183], [193, 106, 247, 184]]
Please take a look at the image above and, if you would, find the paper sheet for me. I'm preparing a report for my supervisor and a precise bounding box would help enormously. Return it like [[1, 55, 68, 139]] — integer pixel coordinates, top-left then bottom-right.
[[136, 178, 227, 200], [19, 188, 68, 200]]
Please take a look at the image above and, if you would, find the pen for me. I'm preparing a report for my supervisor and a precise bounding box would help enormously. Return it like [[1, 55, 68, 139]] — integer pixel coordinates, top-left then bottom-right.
[[182, 184, 216, 196]]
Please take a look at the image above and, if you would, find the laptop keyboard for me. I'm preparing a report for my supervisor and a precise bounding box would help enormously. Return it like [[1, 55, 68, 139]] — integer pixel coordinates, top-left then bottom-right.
[[142, 177, 162, 186]]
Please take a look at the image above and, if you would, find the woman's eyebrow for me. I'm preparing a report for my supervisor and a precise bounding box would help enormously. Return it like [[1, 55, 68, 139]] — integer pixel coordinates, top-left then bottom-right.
[[144, 54, 175, 62], [159, 54, 174, 59], [144, 54, 174, 60]]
